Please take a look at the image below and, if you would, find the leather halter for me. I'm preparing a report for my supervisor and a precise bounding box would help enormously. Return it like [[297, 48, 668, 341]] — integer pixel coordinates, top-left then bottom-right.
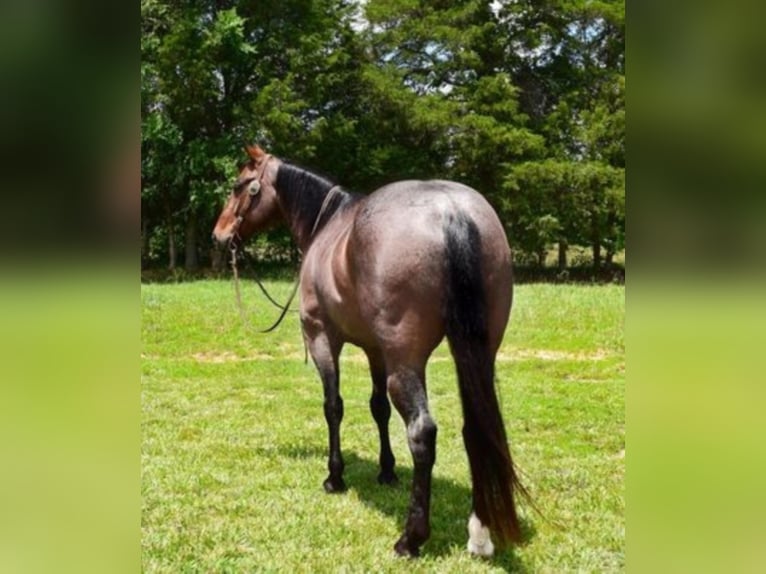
[[230, 154, 272, 238]]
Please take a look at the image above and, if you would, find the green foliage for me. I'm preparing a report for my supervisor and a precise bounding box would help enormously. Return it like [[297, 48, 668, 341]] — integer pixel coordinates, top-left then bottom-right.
[[141, 0, 625, 269], [506, 159, 624, 265]]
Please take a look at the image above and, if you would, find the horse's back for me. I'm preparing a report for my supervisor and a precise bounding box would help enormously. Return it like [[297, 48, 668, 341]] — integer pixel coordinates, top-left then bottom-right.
[[354, 180, 507, 249]]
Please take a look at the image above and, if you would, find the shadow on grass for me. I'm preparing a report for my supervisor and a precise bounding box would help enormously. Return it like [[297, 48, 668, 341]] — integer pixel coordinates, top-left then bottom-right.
[[272, 443, 536, 572]]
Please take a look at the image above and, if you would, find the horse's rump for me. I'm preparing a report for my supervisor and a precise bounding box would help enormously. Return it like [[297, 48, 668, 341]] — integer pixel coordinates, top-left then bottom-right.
[[343, 180, 511, 353]]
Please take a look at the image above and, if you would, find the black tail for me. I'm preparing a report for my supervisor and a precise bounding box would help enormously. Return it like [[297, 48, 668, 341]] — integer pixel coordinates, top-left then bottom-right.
[[443, 213, 524, 548]]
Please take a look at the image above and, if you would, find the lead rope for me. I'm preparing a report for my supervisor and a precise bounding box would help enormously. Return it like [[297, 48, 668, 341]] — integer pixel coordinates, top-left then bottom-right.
[[230, 244, 300, 334], [227, 153, 301, 333]]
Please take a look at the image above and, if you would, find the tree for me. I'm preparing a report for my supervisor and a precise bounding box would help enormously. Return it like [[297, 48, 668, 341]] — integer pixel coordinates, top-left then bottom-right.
[[142, 0, 256, 269], [497, 0, 625, 267], [142, 0, 371, 268], [140, 0, 625, 271], [362, 0, 544, 202]]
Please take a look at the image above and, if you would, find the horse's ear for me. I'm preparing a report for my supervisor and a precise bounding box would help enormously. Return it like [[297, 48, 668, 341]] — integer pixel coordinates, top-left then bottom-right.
[[245, 144, 266, 161]]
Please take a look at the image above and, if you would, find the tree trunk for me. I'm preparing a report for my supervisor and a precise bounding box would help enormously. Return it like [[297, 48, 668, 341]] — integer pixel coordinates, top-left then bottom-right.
[[592, 238, 602, 271], [168, 227, 177, 270], [537, 249, 546, 269], [165, 200, 177, 270], [141, 217, 149, 268], [604, 209, 617, 268], [184, 211, 199, 271], [558, 239, 568, 271], [591, 212, 602, 271], [211, 246, 223, 272]]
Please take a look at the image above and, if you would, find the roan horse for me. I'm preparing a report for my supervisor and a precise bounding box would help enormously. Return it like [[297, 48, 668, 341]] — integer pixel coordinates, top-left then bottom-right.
[[212, 145, 525, 558]]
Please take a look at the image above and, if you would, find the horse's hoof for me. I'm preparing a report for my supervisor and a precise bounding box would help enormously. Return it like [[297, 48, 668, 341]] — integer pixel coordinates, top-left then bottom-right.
[[322, 477, 347, 493], [467, 512, 495, 557], [393, 536, 419, 558], [377, 471, 398, 486]]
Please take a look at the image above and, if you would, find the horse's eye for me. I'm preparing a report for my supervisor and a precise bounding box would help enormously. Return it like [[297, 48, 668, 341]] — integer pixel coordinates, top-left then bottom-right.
[[233, 180, 249, 194]]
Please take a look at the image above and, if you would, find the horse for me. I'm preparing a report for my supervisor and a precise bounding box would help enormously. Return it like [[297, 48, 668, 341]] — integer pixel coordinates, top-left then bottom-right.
[[212, 144, 525, 558]]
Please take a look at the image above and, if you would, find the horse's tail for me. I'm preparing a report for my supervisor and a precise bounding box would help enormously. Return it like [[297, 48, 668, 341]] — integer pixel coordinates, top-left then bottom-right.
[[443, 213, 524, 548]]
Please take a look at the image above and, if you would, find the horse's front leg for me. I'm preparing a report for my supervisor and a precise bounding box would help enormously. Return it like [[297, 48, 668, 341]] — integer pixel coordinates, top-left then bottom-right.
[[305, 324, 346, 493]]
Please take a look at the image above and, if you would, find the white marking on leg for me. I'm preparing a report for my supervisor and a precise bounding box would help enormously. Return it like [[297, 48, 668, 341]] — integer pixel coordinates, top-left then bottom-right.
[[467, 512, 494, 557]]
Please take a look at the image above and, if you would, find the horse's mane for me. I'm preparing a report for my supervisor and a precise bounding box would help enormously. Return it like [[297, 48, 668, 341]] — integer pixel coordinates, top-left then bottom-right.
[[276, 163, 336, 223], [275, 162, 358, 236]]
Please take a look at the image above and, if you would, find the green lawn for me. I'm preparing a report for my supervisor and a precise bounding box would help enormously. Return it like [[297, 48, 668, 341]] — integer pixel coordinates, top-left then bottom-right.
[[142, 280, 624, 572]]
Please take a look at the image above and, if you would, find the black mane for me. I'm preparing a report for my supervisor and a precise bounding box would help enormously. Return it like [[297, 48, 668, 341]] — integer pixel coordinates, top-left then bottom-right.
[[276, 163, 336, 223], [275, 162, 358, 244]]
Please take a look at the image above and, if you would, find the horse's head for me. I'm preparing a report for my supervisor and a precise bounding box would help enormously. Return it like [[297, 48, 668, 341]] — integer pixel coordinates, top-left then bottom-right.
[[212, 144, 282, 246]]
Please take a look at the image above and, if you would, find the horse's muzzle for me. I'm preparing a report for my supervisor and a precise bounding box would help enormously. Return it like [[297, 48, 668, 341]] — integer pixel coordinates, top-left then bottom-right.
[[211, 229, 231, 246]]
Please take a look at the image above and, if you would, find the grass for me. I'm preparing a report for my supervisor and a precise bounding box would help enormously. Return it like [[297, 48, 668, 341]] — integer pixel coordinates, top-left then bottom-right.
[[142, 280, 624, 572]]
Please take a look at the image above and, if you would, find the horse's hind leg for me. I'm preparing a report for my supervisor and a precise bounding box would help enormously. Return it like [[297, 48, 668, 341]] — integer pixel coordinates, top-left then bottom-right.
[[365, 350, 397, 485], [387, 364, 437, 557], [305, 327, 346, 493]]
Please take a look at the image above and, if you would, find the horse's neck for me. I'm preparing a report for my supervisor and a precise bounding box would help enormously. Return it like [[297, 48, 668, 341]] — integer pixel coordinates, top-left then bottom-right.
[[279, 181, 346, 252]]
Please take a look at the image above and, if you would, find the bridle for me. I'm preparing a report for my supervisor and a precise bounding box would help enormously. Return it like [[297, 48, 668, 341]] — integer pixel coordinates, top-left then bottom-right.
[[227, 156, 343, 335], [227, 153, 292, 333], [229, 154, 273, 243]]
